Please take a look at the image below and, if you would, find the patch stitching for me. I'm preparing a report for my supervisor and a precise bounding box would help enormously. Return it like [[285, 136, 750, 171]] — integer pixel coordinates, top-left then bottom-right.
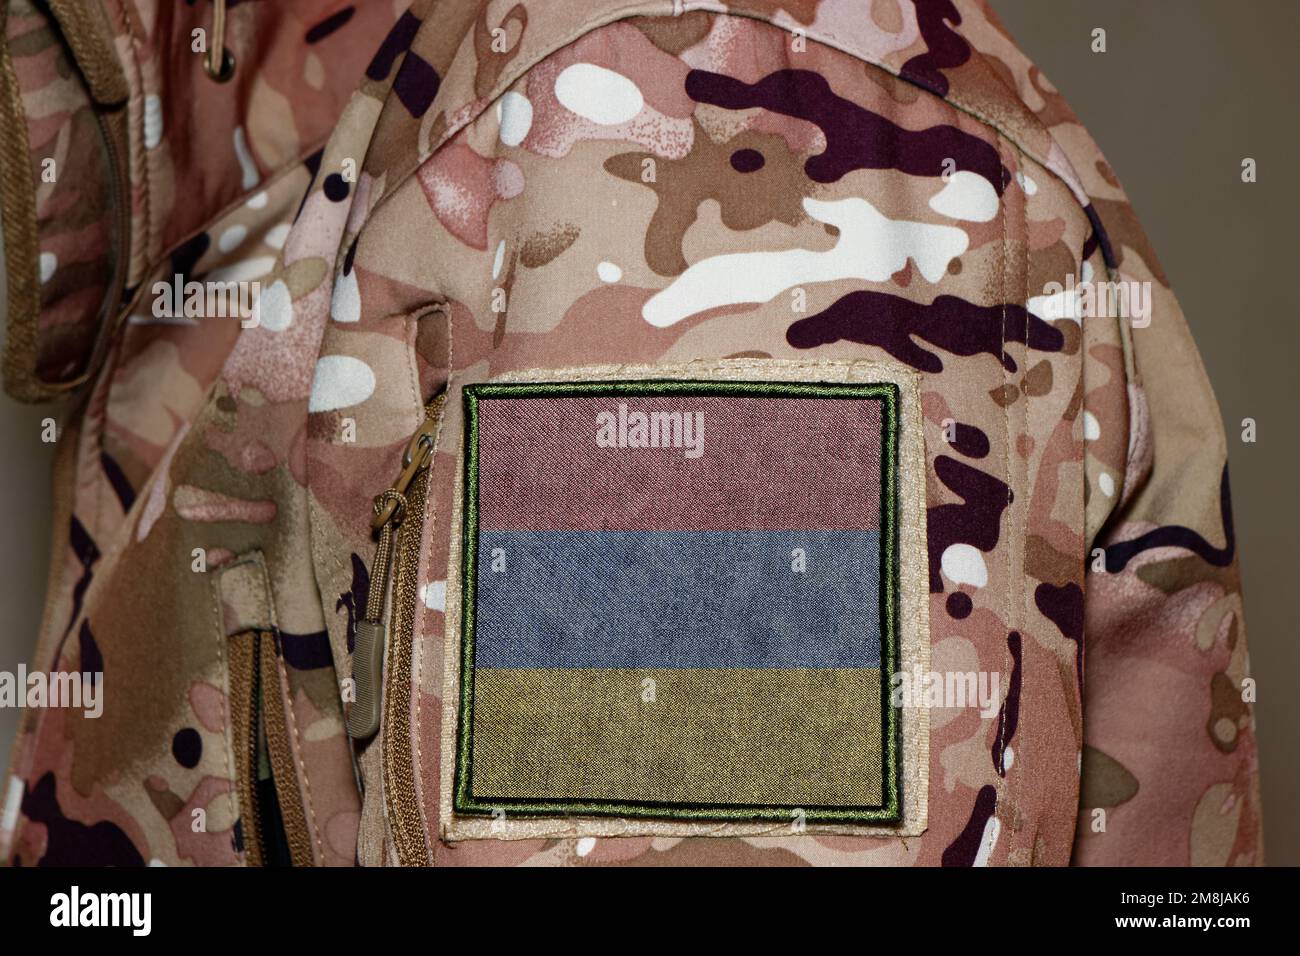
[[453, 379, 902, 824]]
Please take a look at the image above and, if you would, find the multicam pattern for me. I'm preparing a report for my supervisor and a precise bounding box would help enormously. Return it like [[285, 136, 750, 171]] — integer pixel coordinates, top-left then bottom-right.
[[2, 0, 1260, 867], [1, 0, 122, 394], [2, 0, 406, 867]]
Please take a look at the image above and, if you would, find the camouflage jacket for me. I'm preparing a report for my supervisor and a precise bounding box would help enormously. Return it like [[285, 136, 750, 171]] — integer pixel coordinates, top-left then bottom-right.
[[0, 0, 1261, 866]]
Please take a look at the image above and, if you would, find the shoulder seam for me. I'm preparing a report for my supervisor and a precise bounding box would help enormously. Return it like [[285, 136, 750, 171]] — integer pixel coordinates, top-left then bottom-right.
[[367, 5, 1097, 230]]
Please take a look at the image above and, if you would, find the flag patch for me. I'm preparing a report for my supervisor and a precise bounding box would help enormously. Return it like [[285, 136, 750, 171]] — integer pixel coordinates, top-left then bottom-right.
[[452, 378, 903, 824]]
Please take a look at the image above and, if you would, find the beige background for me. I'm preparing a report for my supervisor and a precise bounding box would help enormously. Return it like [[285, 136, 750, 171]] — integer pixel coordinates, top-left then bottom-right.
[[0, 1, 1295, 864]]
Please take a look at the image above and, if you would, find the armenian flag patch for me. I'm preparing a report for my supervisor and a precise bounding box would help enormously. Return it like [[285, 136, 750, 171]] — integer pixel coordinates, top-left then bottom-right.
[[446, 364, 928, 833]]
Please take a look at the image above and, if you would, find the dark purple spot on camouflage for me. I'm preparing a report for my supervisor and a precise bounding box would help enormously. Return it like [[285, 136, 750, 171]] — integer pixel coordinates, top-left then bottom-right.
[[295, 148, 325, 222], [685, 68, 1006, 194], [787, 289, 1062, 374], [100, 451, 135, 511], [1105, 464, 1235, 572], [942, 783, 997, 866], [899, 0, 970, 98], [1083, 204, 1117, 269], [342, 240, 358, 277], [306, 6, 354, 44], [77, 621, 102, 690], [926, 456, 1011, 592], [730, 148, 765, 172], [172, 728, 201, 769], [950, 422, 989, 459], [992, 632, 1022, 776], [232, 818, 246, 854], [170, 231, 210, 283], [279, 630, 334, 671], [1082, 226, 1100, 265], [366, 9, 421, 81], [337, 554, 370, 653], [61, 516, 100, 648], [393, 52, 441, 118], [303, 148, 323, 180], [946, 591, 972, 619], [21, 774, 144, 866], [324, 173, 350, 202], [1035, 581, 1084, 686]]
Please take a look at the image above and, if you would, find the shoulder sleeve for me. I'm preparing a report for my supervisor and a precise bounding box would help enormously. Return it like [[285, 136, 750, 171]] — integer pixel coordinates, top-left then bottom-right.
[[1070, 151, 1262, 866]]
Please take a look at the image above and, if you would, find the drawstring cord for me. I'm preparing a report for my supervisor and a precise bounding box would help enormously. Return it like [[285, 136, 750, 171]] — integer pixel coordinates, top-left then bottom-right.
[[204, 0, 235, 82]]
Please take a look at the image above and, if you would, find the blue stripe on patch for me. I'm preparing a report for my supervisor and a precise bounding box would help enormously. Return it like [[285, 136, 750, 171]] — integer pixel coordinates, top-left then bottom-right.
[[474, 530, 881, 669]]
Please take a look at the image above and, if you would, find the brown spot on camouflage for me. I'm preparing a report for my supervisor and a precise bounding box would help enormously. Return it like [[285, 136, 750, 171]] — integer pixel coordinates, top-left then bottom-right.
[[1136, 555, 1231, 595], [871, 0, 905, 32], [307, 410, 343, 442], [473, 4, 528, 99], [1026, 534, 1076, 586], [1207, 672, 1247, 754], [1027, 241, 1076, 298], [1096, 159, 1120, 188], [279, 255, 329, 298], [1079, 746, 1139, 808], [990, 383, 1018, 406], [604, 120, 808, 276], [1021, 359, 1053, 397], [771, 0, 822, 25], [292, 665, 352, 729], [145, 778, 185, 821], [519, 223, 579, 268], [630, 11, 712, 55], [1063, 377, 1084, 421], [1054, 319, 1082, 356]]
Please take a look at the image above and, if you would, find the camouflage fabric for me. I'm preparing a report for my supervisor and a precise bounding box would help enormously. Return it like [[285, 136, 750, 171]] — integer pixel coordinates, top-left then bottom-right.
[[1, 0, 405, 866], [1, 0, 124, 396], [1, 0, 1261, 867]]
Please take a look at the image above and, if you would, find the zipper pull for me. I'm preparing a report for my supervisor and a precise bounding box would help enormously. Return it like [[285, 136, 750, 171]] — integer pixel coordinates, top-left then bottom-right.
[[346, 516, 394, 741], [372, 413, 440, 529], [347, 412, 441, 740]]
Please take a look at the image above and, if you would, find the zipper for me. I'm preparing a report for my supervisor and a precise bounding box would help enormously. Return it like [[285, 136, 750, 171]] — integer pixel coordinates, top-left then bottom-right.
[[228, 629, 309, 866], [346, 395, 443, 740], [228, 631, 264, 866], [348, 393, 446, 865]]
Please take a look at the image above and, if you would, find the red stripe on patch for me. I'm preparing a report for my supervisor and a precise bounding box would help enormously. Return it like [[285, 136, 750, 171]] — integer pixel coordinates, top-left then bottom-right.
[[476, 395, 882, 531]]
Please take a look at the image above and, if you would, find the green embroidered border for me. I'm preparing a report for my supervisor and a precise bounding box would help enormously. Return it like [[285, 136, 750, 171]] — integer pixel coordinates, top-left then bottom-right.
[[454, 379, 902, 824]]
